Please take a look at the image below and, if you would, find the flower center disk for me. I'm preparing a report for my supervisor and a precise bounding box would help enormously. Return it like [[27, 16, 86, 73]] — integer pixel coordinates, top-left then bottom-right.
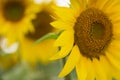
[[74, 8, 113, 59], [3, 1, 25, 22], [26, 11, 54, 40]]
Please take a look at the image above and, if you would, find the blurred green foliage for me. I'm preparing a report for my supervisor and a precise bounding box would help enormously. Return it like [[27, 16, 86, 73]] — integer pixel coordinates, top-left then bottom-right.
[[0, 60, 67, 80]]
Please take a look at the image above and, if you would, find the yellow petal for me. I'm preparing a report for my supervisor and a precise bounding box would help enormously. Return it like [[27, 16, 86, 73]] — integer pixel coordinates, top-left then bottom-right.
[[94, 0, 109, 10], [70, 0, 79, 9], [106, 51, 120, 71], [88, 0, 117, 11], [50, 30, 74, 60], [78, 0, 87, 10], [102, 0, 120, 12], [53, 6, 75, 22], [88, 0, 98, 8], [50, 45, 72, 60], [59, 45, 80, 77], [76, 57, 88, 80], [93, 58, 107, 80], [51, 21, 72, 30], [86, 61, 95, 80], [70, 0, 81, 16], [107, 40, 120, 60], [100, 56, 120, 80], [113, 23, 120, 38], [54, 30, 74, 47], [107, 8, 120, 26]]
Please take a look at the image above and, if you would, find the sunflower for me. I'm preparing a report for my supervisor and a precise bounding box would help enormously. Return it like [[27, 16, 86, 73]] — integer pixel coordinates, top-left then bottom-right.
[[51, 0, 120, 80], [0, 0, 40, 44], [20, 1, 58, 64]]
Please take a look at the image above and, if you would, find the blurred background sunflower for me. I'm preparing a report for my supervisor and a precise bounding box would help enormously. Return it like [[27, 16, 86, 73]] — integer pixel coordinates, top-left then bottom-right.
[[0, 0, 40, 45], [0, 0, 72, 80], [20, 0, 58, 64]]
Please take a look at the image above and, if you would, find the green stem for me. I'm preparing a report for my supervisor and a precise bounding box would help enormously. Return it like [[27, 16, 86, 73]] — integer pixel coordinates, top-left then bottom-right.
[[17, 44, 22, 64], [62, 58, 71, 80], [65, 75, 71, 80]]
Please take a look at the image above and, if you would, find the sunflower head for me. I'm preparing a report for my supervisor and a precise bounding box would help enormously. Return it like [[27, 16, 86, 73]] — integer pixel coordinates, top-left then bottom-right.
[[25, 0, 57, 41], [20, 1, 58, 64], [74, 8, 113, 59], [0, 0, 40, 45], [51, 0, 120, 79], [26, 10, 54, 41], [1, 0, 26, 22]]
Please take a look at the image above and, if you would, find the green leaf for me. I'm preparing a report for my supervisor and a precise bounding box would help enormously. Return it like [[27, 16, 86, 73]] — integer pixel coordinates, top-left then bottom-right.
[[1, 62, 41, 80], [33, 30, 63, 45]]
